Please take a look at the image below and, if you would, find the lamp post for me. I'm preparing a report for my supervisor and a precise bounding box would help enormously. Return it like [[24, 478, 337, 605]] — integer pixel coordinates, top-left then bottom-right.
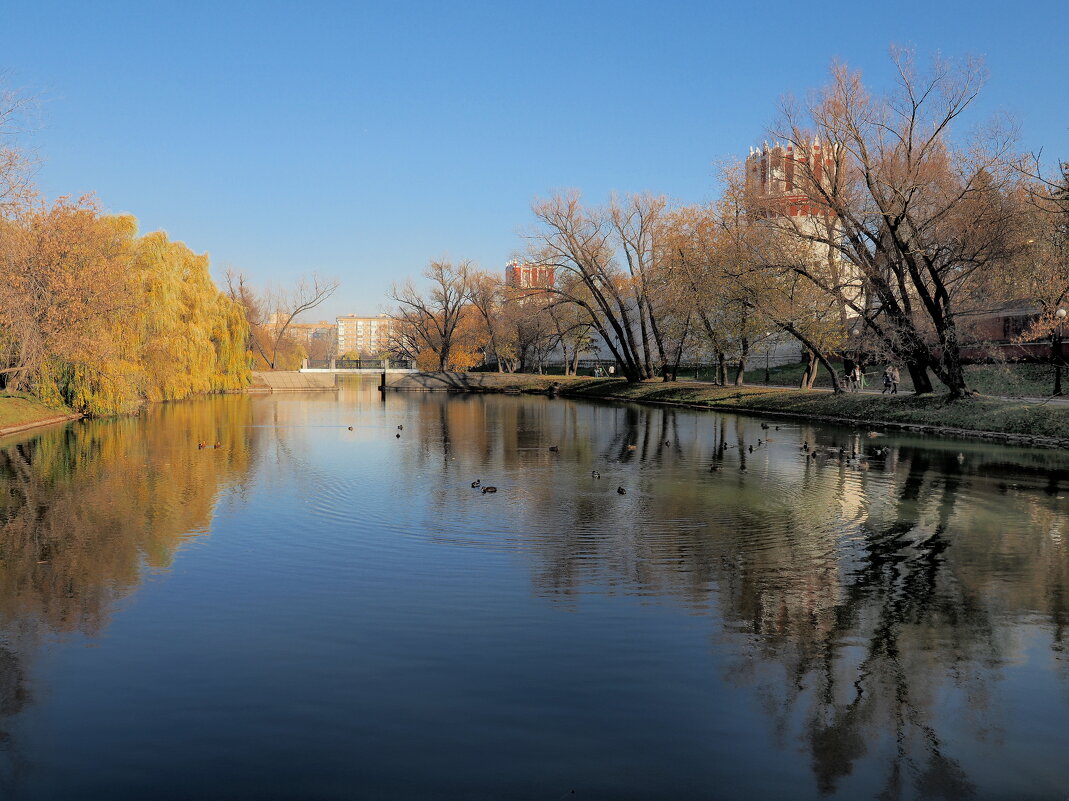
[[764, 332, 771, 383], [1055, 308, 1066, 396]]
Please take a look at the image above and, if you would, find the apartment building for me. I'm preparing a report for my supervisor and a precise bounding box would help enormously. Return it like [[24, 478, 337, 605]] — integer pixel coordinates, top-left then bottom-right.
[[337, 314, 394, 356]]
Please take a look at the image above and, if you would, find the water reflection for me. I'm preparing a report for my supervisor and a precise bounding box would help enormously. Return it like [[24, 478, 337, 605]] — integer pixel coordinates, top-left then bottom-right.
[[397, 388, 1069, 797], [0, 382, 1066, 798]]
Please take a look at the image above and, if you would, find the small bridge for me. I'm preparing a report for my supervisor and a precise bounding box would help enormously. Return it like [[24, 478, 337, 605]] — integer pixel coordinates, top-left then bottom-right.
[[300, 358, 418, 374]]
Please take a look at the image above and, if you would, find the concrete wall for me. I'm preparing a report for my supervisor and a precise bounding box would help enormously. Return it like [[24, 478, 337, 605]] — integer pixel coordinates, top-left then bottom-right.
[[250, 371, 338, 391]]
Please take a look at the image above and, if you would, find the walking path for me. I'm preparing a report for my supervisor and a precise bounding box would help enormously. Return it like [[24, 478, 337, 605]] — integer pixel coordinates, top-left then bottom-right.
[[739, 381, 1069, 406]]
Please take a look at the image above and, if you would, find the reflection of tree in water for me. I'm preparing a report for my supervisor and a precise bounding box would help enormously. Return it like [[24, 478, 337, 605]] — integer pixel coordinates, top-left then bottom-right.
[[0, 643, 29, 795], [0, 395, 257, 775], [719, 447, 1069, 799], [425, 397, 1069, 798]]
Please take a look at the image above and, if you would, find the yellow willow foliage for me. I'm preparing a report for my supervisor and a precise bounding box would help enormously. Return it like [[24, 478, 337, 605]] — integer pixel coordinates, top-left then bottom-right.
[[128, 232, 250, 402], [1, 198, 249, 415]]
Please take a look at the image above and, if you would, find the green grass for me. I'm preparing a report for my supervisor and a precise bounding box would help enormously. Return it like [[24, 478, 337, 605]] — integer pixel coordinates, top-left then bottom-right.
[[0, 394, 76, 431], [728, 360, 1062, 398], [560, 380, 1069, 441]]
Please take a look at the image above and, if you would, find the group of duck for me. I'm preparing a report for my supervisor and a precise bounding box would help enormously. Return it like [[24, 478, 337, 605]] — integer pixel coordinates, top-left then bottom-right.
[[473, 444, 628, 497], [799, 439, 890, 469], [468, 421, 898, 497], [346, 424, 403, 438]]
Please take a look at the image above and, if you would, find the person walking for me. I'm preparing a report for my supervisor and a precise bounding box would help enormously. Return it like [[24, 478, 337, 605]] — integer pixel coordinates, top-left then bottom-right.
[[890, 365, 900, 395], [843, 356, 856, 392], [882, 365, 894, 394]]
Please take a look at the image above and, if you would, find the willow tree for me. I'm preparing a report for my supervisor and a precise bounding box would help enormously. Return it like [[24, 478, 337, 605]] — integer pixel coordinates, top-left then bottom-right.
[[0, 198, 249, 415], [131, 232, 250, 401]]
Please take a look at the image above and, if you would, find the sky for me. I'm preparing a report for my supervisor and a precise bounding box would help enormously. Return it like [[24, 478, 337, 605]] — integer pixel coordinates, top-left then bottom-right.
[[4, 0, 1067, 320]]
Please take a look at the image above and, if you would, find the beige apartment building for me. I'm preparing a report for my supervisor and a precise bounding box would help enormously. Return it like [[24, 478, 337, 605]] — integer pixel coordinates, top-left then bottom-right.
[[337, 314, 394, 357]]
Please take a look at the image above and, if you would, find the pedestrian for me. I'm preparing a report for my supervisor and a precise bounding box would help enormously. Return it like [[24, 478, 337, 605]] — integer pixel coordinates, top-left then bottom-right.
[[843, 356, 856, 391], [890, 365, 900, 395], [882, 365, 894, 394], [608, 365, 615, 376]]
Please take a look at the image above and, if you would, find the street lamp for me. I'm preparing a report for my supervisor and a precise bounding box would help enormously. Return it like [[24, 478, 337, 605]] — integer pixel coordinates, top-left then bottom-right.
[[1055, 309, 1067, 396], [764, 331, 771, 383]]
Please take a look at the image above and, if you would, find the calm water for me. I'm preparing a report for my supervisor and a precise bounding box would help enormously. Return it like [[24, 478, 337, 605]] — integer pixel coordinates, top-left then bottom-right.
[[1, 379, 1068, 800]]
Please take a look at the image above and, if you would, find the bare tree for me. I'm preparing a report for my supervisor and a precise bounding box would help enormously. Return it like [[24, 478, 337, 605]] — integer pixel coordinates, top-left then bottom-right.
[[527, 192, 665, 382], [390, 260, 470, 372], [760, 48, 1028, 397], [0, 79, 36, 220], [226, 271, 339, 370]]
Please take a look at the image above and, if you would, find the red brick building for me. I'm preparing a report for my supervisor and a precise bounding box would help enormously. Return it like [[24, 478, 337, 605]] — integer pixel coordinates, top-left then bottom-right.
[[504, 260, 554, 289]]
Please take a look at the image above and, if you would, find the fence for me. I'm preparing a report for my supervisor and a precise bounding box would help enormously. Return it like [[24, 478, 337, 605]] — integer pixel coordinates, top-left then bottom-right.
[[304, 358, 415, 370]]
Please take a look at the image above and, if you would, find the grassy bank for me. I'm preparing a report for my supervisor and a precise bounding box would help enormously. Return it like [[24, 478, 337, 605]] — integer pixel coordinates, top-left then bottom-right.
[[723, 360, 1063, 398], [397, 373, 1069, 444], [0, 394, 79, 435]]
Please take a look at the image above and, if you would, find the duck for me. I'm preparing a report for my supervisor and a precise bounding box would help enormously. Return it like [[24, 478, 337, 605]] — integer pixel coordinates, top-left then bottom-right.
[[627, 444, 637, 451], [664, 440, 671, 447], [549, 445, 559, 452], [395, 433, 401, 438], [801, 441, 809, 451], [214, 442, 221, 449], [757, 439, 762, 446], [482, 486, 498, 494], [710, 464, 722, 472], [397, 425, 403, 430], [591, 470, 601, 479], [348, 426, 353, 431], [617, 486, 627, 495], [760, 423, 770, 430], [747, 445, 753, 453], [471, 480, 481, 488], [775, 426, 780, 431]]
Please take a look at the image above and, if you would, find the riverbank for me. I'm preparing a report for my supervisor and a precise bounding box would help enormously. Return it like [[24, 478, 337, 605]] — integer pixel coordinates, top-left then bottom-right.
[[0, 394, 81, 438], [385, 373, 1069, 446]]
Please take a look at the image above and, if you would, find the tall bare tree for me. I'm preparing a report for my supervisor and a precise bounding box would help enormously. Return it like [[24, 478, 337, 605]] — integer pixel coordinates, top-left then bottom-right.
[[760, 48, 1028, 397], [527, 192, 668, 382], [390, 260, 471, 372]]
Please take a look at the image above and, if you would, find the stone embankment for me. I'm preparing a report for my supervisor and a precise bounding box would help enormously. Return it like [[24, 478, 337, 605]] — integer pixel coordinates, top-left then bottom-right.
[[249, 371, 339, 392]]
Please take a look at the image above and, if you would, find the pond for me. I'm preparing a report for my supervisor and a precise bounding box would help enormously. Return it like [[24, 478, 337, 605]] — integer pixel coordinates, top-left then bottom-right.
[[1, 378, 1067, 800]]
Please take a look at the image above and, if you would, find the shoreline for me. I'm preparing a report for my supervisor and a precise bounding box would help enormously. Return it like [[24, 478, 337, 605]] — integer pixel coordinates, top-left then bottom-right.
[[0, 394, 82, 439], [384, 372, 1069, 449]]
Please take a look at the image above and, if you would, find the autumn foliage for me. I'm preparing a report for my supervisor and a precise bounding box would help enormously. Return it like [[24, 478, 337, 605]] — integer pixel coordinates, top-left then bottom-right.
[[0, 196, 249, 415]]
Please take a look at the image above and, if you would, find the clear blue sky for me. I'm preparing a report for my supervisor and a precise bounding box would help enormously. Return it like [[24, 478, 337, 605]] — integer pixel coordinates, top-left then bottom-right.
[[5, 0, 1067, 320]]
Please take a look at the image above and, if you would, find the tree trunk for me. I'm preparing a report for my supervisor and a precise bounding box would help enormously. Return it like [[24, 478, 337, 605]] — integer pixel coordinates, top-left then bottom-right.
[[907, 362, 934, 394], [800, 350, 818, 389], [733, 338, 749, 386], [718, 351, 728, 385]]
